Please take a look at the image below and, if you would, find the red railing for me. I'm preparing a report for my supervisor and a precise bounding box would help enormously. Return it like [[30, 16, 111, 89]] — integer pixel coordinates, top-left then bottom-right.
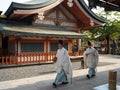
[[0, 52, 56, 65], [0, 51, 83, 66]]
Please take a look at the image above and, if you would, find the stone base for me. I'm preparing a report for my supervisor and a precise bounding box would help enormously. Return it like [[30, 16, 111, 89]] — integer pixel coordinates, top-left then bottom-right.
[[94, 84, 120, 90]]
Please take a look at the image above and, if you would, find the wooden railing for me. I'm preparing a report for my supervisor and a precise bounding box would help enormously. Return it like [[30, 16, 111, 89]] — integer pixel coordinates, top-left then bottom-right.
[[0, 52, 56, 65], [0, 51, 84, 66]]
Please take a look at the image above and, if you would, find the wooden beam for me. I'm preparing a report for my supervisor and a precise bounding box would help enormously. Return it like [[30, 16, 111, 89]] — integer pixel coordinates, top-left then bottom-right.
[[18, 14, 30, 20], [45, 16, 77, 23], [58, 6, 71, 20], [45, 8, 56, 17], [14, 0, 64, 14]]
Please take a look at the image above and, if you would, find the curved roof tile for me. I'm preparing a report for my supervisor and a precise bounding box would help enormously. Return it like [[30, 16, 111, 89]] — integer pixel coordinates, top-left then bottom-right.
[[77, 0, 106, 24], [5, 0, 58, 16], [4, 0, 106, 28]]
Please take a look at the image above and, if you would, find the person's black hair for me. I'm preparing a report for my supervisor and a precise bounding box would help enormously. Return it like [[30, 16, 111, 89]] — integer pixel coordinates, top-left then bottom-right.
[[58, 40, 64, 45], [88, 41, 92, 46]]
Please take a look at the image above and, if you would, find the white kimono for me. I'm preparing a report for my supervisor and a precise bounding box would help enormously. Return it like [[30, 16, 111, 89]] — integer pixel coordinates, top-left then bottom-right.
[[85, 47, 99, 68], [83, 51, 88, 68], [56, 47, 73, 83]]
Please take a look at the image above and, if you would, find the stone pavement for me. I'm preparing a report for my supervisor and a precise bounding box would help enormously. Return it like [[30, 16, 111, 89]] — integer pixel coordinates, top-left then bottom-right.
[[0, 55, 120, 90], [0, 61, 81, 82]]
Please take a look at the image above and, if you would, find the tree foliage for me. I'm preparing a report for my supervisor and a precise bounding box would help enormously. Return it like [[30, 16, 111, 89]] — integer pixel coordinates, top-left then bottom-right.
[[83, 11, 120, 53], [84, 11, 120, 40]]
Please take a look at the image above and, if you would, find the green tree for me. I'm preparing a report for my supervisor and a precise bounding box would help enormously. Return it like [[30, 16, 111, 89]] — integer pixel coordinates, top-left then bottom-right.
[[83, 11, 120, 54]]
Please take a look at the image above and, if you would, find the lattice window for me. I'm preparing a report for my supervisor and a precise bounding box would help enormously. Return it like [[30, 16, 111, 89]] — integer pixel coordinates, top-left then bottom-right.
[[50, 42, 68, 51], [64, 43, 68, 50], [9, 42, 15, 55], [50, 42, 58, 51], [21, 42, 44, 52]]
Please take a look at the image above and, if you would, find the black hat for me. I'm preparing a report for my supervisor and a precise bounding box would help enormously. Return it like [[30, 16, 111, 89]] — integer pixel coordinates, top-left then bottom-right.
[[58, 40, 64, 45], [88, 41, 92, 46]]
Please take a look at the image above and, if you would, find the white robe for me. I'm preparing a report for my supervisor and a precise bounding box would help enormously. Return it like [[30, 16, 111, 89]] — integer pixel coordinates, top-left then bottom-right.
[[56, 47, 73, 83], [85, 47, 99, 68], [83, 51, 88, 68]]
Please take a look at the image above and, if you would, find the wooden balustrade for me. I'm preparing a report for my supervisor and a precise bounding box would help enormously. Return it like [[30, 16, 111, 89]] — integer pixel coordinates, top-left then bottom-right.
[[0, 52, 56, 65], [0, 51, 83, 66]]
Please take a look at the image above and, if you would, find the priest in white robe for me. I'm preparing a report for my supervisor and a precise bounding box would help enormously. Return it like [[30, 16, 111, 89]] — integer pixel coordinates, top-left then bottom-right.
[[53, 40, 73, 87], [85, 41, 99, 79]]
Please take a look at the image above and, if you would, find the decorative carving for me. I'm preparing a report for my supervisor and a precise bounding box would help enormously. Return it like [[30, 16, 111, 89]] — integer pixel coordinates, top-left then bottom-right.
[[67, 0, 74, 7], [90, 19, 94, 26], [38, 12, 44, 20]]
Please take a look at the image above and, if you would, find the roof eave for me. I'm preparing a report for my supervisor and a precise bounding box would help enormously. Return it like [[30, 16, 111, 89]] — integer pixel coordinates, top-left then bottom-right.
[[4, 0, 58, 17], [98, 0, 120, 12], [76, 0, 106, 24]]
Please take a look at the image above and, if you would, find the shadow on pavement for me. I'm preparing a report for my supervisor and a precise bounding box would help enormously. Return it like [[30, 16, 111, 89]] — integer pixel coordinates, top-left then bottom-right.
[[1, 67, 120, 90]]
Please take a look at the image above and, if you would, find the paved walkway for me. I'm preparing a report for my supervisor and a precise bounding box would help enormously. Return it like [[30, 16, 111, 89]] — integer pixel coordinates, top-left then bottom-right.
[[0, 55, 120, 90]]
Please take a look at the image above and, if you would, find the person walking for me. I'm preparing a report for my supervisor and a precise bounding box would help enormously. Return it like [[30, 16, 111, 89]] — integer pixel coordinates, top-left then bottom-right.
[[85, 41, 99, 79], [83, 47, 88, 69], [53, 40, 73, 87]]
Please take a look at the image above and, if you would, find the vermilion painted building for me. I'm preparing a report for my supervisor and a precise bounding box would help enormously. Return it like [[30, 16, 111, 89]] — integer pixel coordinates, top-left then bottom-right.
[[0, 0, 105, 65]]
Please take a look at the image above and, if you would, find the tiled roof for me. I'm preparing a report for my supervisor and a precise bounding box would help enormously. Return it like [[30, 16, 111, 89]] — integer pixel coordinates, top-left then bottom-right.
[[5, 0, 58, 17], [0, 23, 86, 39]]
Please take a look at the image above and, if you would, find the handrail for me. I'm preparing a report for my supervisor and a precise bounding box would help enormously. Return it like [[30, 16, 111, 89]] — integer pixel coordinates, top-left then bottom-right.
[[0, 51, 83, 65]]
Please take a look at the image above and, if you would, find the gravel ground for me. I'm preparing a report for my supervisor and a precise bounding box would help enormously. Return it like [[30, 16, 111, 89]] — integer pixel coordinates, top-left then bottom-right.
[[0, 61, 114, 82]]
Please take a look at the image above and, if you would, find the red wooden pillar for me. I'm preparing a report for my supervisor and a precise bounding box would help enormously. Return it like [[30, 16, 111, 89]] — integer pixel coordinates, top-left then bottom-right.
[[45, 39, 49, 62], [77, 39, 81, 51], [68, 40, 72, 54], [77, 28, 81, 55]]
